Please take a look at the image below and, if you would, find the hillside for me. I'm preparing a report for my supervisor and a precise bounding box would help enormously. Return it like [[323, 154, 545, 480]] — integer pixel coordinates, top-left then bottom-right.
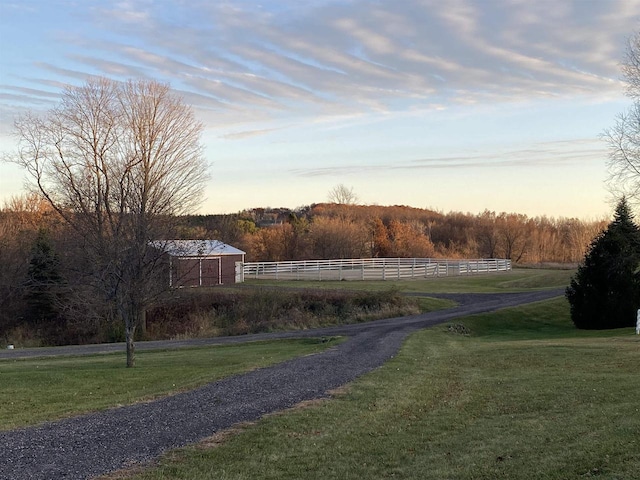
[[176, 203, 605, 264]]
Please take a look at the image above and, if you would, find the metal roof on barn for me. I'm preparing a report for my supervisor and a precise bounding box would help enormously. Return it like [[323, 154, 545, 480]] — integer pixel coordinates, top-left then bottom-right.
[[152, 240, 245, 257]]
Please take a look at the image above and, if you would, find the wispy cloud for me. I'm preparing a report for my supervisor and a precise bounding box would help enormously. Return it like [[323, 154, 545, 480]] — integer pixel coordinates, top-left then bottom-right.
[[0, 0, 638, 125], [290, 138, 606, 177], [220, 127, 285, 140]]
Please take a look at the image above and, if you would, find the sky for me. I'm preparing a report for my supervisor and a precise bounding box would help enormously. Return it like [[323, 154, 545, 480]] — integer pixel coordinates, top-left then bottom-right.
[[0, 0, 638, 219]]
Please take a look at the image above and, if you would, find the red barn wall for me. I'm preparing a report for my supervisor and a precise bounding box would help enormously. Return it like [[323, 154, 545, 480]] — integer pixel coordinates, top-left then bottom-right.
[[200, 258, 221, 286], [170, 254, 244, 287], [220, 254, 243, 284], [174, 258, 202, 287]]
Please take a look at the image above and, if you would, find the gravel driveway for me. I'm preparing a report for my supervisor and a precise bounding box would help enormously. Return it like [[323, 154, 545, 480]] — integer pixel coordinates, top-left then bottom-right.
[[0, 289, 562, 480]]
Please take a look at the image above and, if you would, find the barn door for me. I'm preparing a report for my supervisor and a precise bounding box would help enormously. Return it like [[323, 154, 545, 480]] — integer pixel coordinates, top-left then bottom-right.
[[200, 257, 220, 286], [176, 258, 200, 287]]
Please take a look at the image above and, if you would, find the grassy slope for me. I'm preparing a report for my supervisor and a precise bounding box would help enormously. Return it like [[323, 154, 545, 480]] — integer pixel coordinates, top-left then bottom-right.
[[122, 298, 640, 480], [0, 338, 341, 431]]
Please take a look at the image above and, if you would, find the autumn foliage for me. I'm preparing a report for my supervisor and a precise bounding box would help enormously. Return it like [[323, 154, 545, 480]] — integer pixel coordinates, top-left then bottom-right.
[[179, 203, 606, 265], [1, 197, 607, 346]]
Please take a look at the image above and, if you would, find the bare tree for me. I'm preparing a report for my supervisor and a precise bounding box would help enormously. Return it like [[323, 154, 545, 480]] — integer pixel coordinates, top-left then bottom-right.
[[496, 213, 532, 263], [476, 210, 499, 258], [10, 77, 209, 366], [309, 216, 369, 259], [605, 32, 640, 206], [328, 184, 358, 205]]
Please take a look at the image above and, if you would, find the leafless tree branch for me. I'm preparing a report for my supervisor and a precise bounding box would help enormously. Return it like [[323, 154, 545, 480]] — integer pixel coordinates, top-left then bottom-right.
[[9, 77, 209, 366]]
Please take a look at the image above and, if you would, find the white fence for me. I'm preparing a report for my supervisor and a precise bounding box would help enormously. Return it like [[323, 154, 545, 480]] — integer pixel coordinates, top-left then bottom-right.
[[241, 258, 511, 282]]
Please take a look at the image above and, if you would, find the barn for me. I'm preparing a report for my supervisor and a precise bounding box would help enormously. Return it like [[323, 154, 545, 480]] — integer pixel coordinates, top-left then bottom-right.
[[154, 240, 246, 287]]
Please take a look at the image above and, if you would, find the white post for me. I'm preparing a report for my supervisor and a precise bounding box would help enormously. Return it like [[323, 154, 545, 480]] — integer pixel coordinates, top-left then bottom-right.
[[636, 309, 640, 335]]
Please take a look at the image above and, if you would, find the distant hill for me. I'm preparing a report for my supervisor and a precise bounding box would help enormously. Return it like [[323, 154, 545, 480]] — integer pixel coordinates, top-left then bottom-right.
[[176, 203, 606, 264]]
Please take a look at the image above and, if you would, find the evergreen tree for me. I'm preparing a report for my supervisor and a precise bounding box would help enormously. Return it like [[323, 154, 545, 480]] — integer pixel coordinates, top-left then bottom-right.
[[24, 228, 63, 326], [566, 198, 640, 329]]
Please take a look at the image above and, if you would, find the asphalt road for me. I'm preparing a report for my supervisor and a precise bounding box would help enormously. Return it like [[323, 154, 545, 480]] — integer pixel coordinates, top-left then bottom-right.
[[0, 289, 563, 480]]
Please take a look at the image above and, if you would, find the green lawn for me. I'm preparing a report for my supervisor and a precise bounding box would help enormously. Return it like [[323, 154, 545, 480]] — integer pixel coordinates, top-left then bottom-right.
[[244, 267, 574, 294], [119, 297, 640, 480], [2, 269, 565, 432], [0, 338, 341, 431]]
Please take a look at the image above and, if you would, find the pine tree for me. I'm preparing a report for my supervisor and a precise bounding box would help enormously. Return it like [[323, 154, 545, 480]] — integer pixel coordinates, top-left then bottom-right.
[[24, 228, 63, 326], [565, 198, 640, 329]]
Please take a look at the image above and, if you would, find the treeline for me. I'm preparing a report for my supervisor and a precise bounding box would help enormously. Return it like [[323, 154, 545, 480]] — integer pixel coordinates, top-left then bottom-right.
[[0, 195, 112, 346], [177, 203, 606, 264], [0, 195, 604, 346]]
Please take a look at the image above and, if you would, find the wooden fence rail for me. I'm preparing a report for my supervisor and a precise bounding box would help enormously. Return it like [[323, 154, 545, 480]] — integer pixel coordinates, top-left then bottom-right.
[[241, 258, 511, 282]]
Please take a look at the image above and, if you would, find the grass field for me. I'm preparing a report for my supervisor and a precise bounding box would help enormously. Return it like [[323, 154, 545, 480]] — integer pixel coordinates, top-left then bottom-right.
[[115, 297, 640, 480], [243, 267, 573, 294], [7, 268, 638, 479], [0, 338, 341, 431]]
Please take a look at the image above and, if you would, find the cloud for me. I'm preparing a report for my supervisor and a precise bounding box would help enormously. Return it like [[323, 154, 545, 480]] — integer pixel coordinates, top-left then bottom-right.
[[1, 0, 637, 126], [32, 63, 94, 83], [289, 138, 606, 177], [220, 127, 285, 140], [0, 85, 60, 100], [68, 55, 148, 78], [89, 0, 153, 27]]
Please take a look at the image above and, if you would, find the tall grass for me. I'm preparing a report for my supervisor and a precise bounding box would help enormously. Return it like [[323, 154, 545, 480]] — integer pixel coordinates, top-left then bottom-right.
[[146, 288, 428, 339]]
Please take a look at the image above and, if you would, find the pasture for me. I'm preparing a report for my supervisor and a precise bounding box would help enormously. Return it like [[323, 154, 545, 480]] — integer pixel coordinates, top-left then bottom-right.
[[244, 266, 574, 293]]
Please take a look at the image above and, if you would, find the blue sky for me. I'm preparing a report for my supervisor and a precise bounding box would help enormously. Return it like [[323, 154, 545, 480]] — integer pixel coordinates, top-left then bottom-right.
[[0, 0, 638, 218]]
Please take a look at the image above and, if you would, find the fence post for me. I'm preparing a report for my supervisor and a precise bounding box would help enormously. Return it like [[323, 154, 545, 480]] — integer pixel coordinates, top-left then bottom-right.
[[235, 262, 244, 283]]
